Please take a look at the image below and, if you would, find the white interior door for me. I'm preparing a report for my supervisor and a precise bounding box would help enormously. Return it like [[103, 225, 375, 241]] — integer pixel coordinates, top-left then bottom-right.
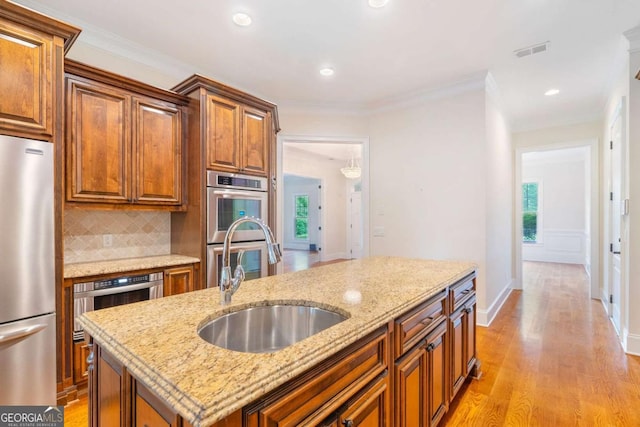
[[349, 191, 363, 259], [609, 110, 623, 334]]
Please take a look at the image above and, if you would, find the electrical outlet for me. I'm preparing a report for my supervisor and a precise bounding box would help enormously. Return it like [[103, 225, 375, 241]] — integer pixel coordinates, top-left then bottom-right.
[[103, 234, 113, 247]]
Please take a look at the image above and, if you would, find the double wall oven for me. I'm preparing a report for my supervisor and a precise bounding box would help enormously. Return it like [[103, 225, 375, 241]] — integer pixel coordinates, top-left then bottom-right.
[[206, 171, 269, 288]]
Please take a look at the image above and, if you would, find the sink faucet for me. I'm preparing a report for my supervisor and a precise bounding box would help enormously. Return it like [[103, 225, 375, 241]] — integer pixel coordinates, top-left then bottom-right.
[[220, 216, 282, 305]]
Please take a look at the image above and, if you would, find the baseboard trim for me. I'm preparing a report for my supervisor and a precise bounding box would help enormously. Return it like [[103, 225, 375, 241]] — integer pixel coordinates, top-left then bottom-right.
[[477, 280, 513, 327], [624, 331, 640, 356]]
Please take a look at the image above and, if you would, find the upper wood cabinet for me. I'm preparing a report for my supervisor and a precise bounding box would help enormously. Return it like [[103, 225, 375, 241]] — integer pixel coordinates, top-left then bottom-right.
[[65, 61, 188, 209], [174, 75, 278, 178], [204, 91, 271, 175], [0, 1, 79, 140]]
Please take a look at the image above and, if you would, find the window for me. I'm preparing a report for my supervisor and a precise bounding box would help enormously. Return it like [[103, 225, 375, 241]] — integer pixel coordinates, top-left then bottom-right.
[[294, 194, 309, 240], [522, 182, 540, 243]]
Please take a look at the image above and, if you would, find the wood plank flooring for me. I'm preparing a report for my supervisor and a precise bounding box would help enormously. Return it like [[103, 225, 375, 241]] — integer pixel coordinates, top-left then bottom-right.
[[442, 261, 640, 426], [64, 261, 640, 426]]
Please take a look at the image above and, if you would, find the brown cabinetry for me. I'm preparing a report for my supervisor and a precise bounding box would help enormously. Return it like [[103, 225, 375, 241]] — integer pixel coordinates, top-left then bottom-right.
[[64, 262, 199, 398], [449, 275, 478, 401], [394, 290, 448, 427], [164, 265, 195, 296], [65, 60, 187, 209], [245, 326, 388, 426], [203, 90, 271, 176], [0, 2, 79, 140]]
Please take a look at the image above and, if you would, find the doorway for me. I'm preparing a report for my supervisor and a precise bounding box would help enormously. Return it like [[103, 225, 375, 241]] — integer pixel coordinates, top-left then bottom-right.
[[514, 140, 599, 298], [276, 135, 370, 273]]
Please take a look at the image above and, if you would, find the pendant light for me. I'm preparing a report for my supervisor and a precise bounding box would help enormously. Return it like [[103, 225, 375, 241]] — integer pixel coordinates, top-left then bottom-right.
[[340, 156, 361, 179]]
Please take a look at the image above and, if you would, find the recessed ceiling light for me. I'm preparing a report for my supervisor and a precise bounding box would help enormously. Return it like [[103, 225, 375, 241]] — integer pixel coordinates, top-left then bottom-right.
[[368, 0, 389, 7], [319, 68, 335, 76], [232, 12, 252, 27], [545, 89, 560, 96]]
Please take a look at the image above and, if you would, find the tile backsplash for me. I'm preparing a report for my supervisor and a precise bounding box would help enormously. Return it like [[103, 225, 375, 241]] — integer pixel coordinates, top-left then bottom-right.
[[64, 210, 171, 264]]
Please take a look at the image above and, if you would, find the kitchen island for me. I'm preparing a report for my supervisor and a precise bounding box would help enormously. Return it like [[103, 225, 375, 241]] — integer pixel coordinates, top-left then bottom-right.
[[79, 256, 478, 426]]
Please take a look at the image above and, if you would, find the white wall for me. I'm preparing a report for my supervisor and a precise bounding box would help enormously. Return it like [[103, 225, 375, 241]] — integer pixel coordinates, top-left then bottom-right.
[[521, 151, 588, 264], [282, 146, 349, 261], [484, 86, 514, 323], [283, 175, 320, 250]]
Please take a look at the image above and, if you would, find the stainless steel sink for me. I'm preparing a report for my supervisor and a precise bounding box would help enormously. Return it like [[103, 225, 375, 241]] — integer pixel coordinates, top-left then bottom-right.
[[198, 304, 349, 353]]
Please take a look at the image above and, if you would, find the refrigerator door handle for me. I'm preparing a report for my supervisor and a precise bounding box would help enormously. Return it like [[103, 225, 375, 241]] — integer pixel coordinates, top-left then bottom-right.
[[0, 324, 47, 344]]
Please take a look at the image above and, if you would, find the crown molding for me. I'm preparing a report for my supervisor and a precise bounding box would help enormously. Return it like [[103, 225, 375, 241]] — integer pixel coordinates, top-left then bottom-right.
[[623, 25, 640, 53]]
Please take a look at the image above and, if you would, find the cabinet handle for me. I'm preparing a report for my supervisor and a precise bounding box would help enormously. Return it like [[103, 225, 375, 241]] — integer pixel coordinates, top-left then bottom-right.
[[464, 307, 472, 314], [420, 316, 434, 325], [461, 289, 471, 294], [343, 420, 353, 427], [426, 343, 436, 352]]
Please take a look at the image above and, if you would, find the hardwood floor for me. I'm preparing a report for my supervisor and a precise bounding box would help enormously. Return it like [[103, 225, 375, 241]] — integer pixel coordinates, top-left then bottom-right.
[[64, 261, 640, 426], [442, 261, 640, 426]]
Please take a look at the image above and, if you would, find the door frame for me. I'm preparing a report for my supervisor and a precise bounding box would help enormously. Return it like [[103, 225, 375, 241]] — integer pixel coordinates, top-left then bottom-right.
[[605, 97, 628, 341], [514, 139, 600, 298], [277, 134, 370, 272]]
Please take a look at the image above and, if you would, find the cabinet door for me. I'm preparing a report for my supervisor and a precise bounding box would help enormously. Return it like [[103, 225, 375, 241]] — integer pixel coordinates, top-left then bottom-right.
[[338, 375, 389, 427], [464, 296, 477, 374], [241, 106, 270, 176], [66, 77, 131, 203], [164, 265, 194, 296], [73, 340, 90, 385], [133, 97, 182, 205], [205, 94, 240, 171], [425, 321, 447, 427], [394, 344, 427, 426], [0, 19, 53, 138], [449, 306, 465, 400], [135, 381, 181, 427]]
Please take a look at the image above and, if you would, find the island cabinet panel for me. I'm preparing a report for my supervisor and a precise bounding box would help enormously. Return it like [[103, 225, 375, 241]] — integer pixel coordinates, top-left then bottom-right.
[[394, 317, 448, 427], [134, 380, 180, 427], [91, 344, 130, 427], [336, 374, 390, 427], [65, 60, 187, 209], [448, 274, 477, 401], [244, 326, 389, 426]]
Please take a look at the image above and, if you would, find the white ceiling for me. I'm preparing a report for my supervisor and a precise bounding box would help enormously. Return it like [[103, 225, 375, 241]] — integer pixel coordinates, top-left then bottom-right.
[[16, 0, 640, 131]]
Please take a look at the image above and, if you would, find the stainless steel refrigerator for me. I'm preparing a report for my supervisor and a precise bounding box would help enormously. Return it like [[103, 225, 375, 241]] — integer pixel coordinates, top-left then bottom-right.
[[0, 134, 56, 405]]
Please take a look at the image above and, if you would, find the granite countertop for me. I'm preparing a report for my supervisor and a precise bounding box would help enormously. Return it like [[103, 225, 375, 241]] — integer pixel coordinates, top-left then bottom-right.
[[78, 256, 476, 426], [64, 254, 201, 279]]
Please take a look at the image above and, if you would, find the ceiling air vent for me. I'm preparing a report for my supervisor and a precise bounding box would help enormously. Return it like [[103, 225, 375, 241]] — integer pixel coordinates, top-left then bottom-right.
[[514, 41, 549, 58]]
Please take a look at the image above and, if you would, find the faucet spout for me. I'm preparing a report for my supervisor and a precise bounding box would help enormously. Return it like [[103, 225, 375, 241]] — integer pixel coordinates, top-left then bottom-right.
[[220, 216, 281, 305]]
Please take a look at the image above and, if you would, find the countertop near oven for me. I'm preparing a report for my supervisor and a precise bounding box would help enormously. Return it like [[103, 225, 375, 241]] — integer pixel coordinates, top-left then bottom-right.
[[78, 256, 476, 426], [64, 254, 200, 279]]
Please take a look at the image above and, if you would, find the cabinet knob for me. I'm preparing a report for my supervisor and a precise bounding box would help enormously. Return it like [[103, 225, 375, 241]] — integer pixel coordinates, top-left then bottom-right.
[[426, 342, 436, 352], [464, 307, 472, 314], [343, 420, 353, 427]]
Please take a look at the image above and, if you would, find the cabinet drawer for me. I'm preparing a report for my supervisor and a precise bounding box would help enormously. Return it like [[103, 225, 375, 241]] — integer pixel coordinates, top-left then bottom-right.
[[246, 327, 388, 426], [449, 275, 475, 312], [394, 289, 447, 358]]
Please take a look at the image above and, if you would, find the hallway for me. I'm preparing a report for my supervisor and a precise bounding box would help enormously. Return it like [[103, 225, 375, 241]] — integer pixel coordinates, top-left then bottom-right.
[[442, 261, 640, 426]]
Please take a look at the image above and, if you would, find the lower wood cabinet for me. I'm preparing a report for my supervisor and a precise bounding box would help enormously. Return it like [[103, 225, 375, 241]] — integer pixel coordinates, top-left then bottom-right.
[[86, 274, 478, 427], [394, 320, 448, 427], [164, 265, 195, 296], [449, 293, 477, 401], [244, 326, 388, 426]]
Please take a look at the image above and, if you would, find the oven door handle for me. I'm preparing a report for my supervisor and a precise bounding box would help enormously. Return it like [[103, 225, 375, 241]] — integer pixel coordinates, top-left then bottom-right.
[[75, 281, 163, 298], [212, 189, 265, 198]]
